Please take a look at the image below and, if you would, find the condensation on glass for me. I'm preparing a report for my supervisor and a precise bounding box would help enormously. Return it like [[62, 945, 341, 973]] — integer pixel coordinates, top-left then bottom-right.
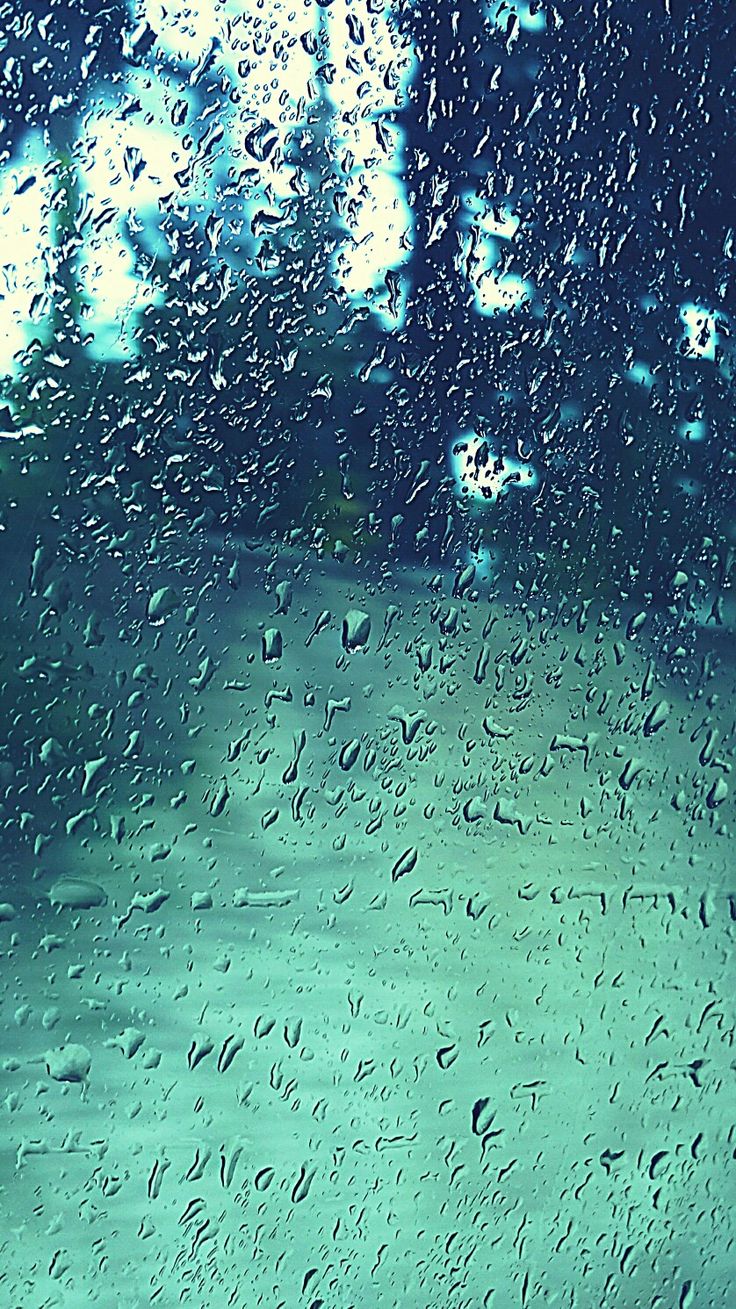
[[0, 0, 733, 1304]]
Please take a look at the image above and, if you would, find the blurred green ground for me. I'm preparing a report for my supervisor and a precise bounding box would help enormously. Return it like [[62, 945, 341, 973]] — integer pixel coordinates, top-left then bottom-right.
[[0, 544, 732, 1307]]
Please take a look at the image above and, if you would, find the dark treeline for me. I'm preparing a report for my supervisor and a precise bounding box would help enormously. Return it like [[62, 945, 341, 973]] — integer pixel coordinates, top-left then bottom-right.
[[0, 0, 733, 602]]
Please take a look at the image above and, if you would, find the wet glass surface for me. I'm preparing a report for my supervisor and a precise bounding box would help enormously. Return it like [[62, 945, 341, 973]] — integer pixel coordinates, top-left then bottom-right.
[[0, 1, 734, 1304]]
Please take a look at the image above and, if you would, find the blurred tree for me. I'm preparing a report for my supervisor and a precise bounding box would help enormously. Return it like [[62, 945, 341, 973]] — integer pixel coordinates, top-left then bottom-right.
[[386, 0, 734, 598], [389, 0, 497, 560], [492, 0, 736, 598], [0, 0, 130, 164], [118, 75, 387, 553]]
